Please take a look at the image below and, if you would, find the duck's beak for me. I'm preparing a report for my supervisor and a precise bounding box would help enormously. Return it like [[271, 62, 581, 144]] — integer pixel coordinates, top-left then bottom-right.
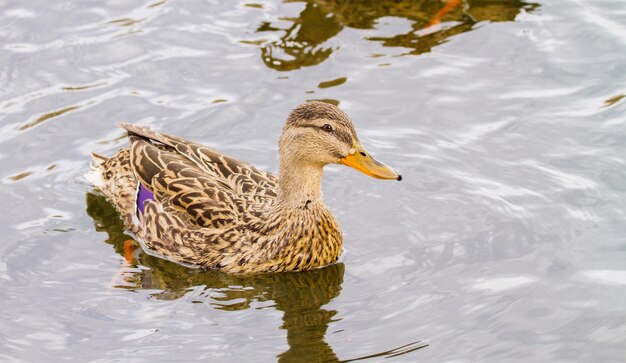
[[339, 144, 402, 181]]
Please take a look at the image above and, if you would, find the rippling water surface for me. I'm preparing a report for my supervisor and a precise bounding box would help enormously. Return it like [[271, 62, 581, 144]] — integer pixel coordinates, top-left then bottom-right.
[[1, 0, 625, 361]]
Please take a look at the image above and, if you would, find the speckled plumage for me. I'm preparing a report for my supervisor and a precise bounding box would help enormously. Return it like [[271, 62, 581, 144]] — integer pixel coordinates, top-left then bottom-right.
[[91, 102, 399, 273]]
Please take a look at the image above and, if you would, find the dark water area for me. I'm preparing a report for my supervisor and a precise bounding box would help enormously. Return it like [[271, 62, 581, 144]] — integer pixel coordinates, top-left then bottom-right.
[[1, 0, 625, 361]]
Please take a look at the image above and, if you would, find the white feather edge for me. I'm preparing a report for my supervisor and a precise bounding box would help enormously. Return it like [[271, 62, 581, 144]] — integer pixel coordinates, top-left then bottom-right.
[[85, 152, 106, 188]]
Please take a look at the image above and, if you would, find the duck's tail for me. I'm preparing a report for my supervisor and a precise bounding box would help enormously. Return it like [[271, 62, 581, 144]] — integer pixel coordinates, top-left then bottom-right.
[[87, 148, 139, 231], [86, 152, 108, 189]]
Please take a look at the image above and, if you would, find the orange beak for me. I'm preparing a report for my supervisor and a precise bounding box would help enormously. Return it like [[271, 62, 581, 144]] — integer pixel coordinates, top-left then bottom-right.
[[339, 144, 401, 181]]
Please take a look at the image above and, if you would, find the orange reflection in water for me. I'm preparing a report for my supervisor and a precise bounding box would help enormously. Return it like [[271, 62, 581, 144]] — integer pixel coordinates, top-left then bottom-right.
[[425, 0, 462, 28]]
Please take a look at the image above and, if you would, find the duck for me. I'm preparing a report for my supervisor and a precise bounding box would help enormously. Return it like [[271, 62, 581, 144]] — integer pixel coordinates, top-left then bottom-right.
[[90, 101, 401, 273]]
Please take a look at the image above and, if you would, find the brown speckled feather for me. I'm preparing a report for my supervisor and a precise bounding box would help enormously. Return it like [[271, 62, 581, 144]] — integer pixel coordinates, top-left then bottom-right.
[[121, 123, 278, 205]]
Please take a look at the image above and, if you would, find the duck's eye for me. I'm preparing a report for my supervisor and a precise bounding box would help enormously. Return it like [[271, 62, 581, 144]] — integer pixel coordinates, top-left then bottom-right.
[[322, 124, 333, 132]]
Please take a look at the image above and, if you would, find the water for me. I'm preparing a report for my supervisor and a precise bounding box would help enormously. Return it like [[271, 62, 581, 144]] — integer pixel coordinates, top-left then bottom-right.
[[1, 0, 625, 361]]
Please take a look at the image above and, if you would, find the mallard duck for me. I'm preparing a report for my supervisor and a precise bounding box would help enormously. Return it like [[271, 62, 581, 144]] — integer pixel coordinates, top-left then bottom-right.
[[90, 101, 400, 273]]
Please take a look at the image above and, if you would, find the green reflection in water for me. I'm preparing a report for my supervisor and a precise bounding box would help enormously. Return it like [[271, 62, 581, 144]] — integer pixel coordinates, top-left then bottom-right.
[[253, 0, 539, 71], [86, 192, 426, 361]]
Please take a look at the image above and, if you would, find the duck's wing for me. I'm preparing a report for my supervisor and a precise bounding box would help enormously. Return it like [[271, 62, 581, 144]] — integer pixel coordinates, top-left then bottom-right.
[[119, 123, 278, 204], [126, 136, 275, 267], [129, 136, 251, 229]]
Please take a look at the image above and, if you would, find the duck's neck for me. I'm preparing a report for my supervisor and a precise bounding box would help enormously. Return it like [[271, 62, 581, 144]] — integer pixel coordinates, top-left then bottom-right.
[[276, 159, 324, 208]]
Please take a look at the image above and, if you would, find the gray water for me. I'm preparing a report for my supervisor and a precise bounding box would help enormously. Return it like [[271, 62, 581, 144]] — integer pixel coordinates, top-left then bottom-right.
[[1, 0, 625, 361]]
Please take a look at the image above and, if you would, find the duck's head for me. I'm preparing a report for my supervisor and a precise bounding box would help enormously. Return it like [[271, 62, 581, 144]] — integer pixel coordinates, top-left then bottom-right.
[[279, 101, 401, 181]]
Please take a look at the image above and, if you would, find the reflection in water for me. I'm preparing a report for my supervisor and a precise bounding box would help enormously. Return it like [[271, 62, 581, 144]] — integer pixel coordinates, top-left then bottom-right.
[[257, 2, 342, 71], [252, 0, 538, 71], [86, 192, 426, 361]]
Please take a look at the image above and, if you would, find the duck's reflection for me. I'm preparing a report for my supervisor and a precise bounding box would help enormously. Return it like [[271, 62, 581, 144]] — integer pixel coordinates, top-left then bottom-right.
[[252, 0, 539, 71], [86, 192, 344, 361]]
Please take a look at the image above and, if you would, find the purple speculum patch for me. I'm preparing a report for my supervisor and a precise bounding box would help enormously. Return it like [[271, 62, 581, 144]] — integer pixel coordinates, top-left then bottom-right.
[[136, 183, 155, 215]]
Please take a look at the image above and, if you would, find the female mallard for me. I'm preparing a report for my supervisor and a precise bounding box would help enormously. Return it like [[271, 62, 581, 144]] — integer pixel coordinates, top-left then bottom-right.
[[91, 101, 400, 273]]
